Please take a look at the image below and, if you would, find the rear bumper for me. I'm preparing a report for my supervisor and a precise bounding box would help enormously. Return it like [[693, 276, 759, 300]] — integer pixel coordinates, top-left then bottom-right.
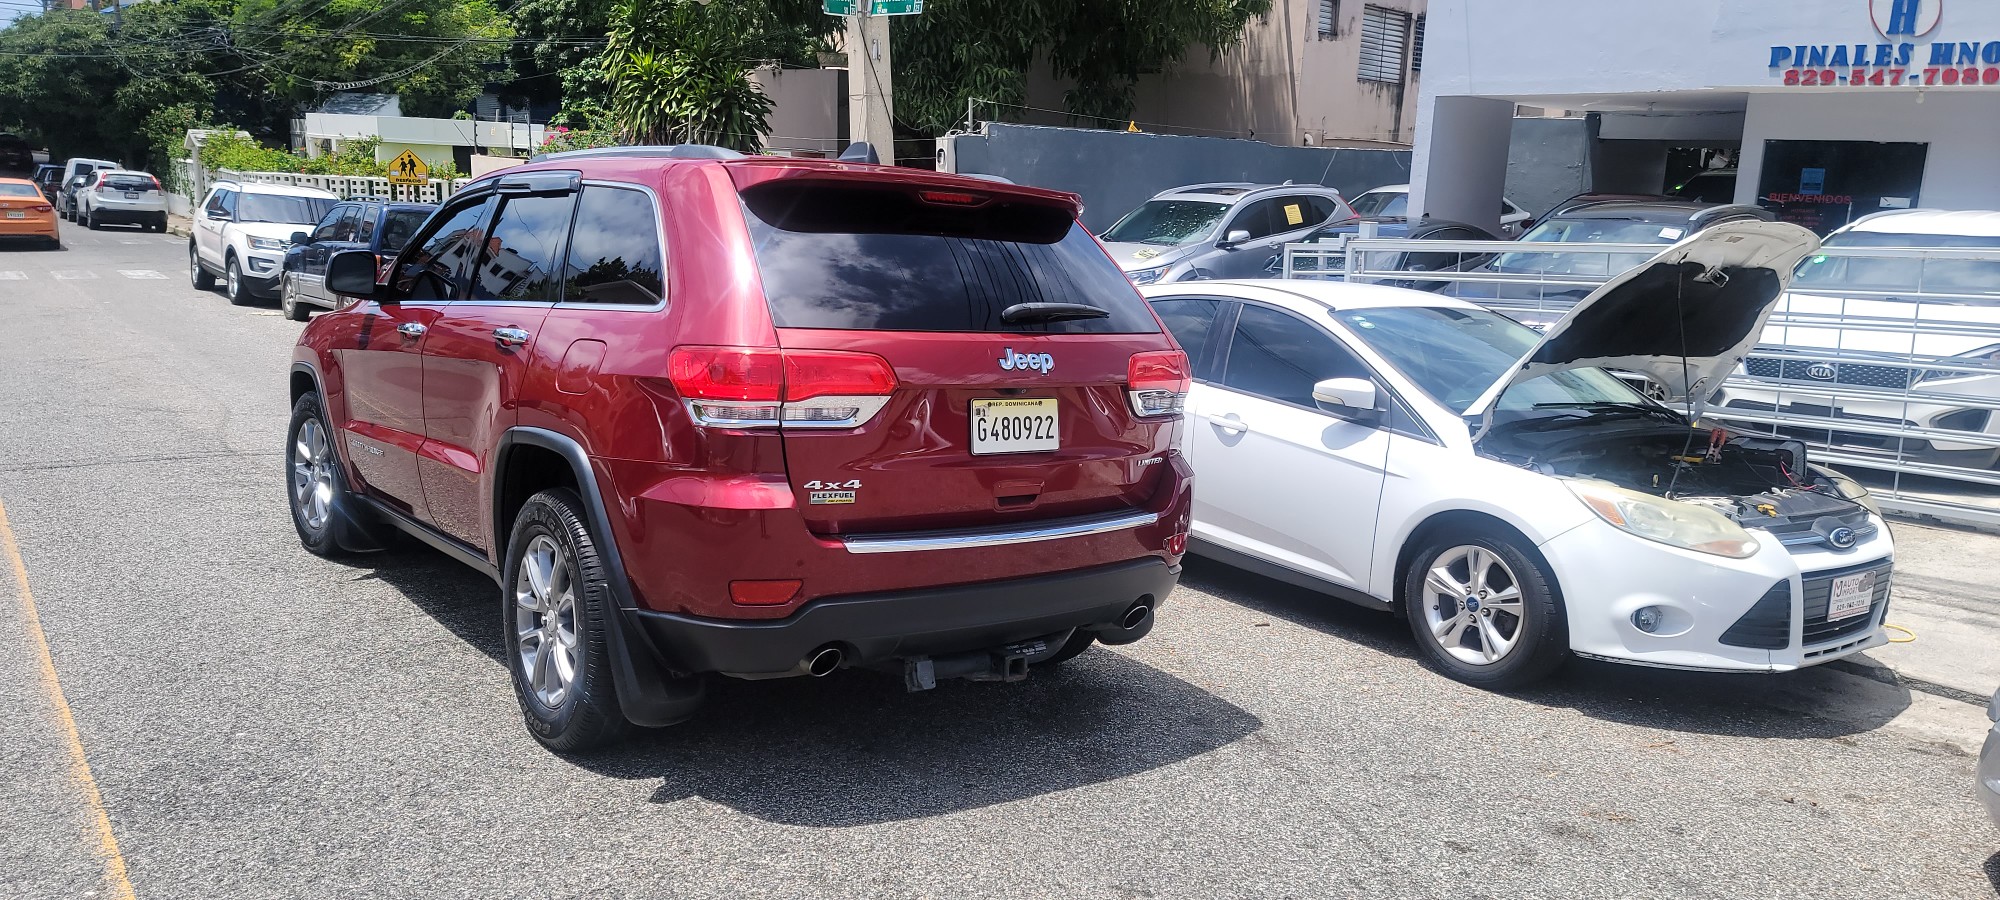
[[87, 206, 167, 224], [633, 557, 1179, 676]]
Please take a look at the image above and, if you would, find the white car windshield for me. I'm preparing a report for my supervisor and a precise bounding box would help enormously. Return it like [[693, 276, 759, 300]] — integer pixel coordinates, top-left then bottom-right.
[[1792, 230, 2000, 295], [1100, 200, 1229, 246], [1349, 191, 1408, 218], [1332, 305, 1649, 414]]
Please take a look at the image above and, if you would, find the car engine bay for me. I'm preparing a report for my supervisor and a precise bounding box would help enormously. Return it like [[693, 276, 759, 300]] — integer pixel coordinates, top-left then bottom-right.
[[1481, 417, 1871, 527]]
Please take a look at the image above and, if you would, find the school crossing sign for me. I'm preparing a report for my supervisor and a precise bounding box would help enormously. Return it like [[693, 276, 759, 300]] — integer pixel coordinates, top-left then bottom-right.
[[1769, 0, 2000, 88], [387, 150, 430, 185]]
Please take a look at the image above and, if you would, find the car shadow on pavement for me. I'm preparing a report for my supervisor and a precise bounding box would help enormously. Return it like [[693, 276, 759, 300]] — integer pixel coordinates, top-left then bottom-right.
[[1179, 558, 1912, 741], [1985, 852, 2000, 895], [357, 549, 1265, 827]]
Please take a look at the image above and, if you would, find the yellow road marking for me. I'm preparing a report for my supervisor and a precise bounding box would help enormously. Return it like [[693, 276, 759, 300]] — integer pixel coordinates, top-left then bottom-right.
[[0, 497, 139, 900]]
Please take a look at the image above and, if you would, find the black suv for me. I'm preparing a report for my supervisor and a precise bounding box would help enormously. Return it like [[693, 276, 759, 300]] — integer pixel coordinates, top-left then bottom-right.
[[279, 198, 435, 321]]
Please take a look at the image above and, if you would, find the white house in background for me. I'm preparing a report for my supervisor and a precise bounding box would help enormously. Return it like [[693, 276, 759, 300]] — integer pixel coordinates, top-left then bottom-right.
[[1411, 0, 2000, 234], [294, 94, 547, 174]]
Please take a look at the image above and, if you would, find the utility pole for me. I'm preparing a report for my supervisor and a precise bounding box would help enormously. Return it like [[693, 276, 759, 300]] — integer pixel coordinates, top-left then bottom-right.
[[845, 11, 894, 159]]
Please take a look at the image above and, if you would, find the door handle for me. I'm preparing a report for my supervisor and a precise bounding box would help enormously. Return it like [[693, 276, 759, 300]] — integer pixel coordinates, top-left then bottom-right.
[[493, 326, 531, 348], [397, 322, 426, 339], [1206, 412, 1247, 434]]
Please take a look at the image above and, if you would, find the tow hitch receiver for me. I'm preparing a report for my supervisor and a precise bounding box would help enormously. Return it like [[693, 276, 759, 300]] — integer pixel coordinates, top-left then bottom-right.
[[903, 640, 1046, 692]]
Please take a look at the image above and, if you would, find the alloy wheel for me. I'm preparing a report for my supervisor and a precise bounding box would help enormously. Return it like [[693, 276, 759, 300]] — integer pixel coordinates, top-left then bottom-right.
[[189, 247, 201, 287], [514, 535, 579, 709], [226, 261, 240, 299], [1419, 545, 1526, 666], [280, 275, 294, 317], [290, 417, 334, 533]]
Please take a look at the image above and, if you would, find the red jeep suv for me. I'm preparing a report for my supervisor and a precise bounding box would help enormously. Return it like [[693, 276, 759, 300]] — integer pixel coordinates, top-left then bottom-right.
[[286, 146, 1194, 750]]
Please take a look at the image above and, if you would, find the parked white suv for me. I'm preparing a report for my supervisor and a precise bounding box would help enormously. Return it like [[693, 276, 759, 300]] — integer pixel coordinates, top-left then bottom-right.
[[76, 170, 169, 232], [190, 180, 338, 305]]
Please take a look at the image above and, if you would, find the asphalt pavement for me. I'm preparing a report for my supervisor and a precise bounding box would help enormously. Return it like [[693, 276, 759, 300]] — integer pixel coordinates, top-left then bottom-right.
[[2, 223, 1997, 899]]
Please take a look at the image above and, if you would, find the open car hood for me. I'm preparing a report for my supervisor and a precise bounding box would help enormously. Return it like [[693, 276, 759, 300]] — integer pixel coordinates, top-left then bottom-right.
[[1463, 221, 1820, 435]]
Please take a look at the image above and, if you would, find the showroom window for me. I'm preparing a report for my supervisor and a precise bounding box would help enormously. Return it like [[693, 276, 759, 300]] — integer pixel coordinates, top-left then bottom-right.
[[1358, 5, 1410, 84]]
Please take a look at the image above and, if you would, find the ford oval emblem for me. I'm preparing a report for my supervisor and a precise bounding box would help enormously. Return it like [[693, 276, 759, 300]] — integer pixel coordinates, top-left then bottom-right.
[[1805, 362, 1837, 380], [1827, 526, 1857, 549]]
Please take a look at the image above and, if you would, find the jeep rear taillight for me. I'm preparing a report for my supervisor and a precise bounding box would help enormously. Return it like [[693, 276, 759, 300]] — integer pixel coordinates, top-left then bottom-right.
[[1127, 350, 1190, 417], [668, 346, 897, 428]]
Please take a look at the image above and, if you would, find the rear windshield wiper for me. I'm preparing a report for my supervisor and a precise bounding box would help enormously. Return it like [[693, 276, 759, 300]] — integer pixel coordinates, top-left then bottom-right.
[[1000, 302, 1111, 324]]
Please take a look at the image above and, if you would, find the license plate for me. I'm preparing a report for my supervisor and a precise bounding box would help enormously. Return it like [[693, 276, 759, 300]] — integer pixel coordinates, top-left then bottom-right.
[[1825, 571, 1876, 621], [970, 398, 1059, 455], [3, 211, 22, 219], [123, 192, 142, 199]]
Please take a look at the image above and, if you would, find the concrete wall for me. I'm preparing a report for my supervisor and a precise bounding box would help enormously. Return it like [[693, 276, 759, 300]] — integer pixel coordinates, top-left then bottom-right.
[[1737, 91, 2000, 209], [1021, 0, 1423, 148], [942, 123, 1412, 232], [751, 66, 846, 156], [1503, 116, 1592, 219]]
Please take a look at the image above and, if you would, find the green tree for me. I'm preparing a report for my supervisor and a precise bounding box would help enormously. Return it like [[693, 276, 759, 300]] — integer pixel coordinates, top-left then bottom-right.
[[599, 0, 778, 151], [0, 13, 126, 161]]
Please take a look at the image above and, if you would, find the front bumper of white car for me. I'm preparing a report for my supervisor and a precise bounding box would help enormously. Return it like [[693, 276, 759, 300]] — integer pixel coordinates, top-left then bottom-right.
[[1539, 514, 1894, 672], [1715, 375, 2000, 459]]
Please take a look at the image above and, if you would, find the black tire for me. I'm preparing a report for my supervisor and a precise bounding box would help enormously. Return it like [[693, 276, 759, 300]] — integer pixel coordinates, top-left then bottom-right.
[[1036, 629, 1098, 668], [225, 255, 251, 306], [1401, 526, 1569, 689], [285, 392, 376, 558], [280, 274, 309, 321], [189, 244, 214, 290], [504, 488, 630, 752], [84, 209, 99, 230]]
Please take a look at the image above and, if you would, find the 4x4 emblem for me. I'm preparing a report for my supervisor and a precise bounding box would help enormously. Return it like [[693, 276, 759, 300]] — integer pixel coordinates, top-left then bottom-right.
[[999, 348, 1054, 374]]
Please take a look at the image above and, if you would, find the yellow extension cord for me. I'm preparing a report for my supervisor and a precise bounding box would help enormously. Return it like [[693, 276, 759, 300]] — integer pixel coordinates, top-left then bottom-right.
[[1883, 623, 1916, 643]]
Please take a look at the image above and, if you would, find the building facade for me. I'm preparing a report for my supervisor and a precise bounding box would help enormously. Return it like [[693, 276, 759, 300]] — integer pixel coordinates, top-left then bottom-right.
[[1412, 0, 2000, 233]]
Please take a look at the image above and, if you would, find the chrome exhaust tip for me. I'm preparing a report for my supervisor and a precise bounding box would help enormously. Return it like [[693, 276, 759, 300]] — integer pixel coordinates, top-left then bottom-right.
[[804, 645, 843, 678], [1120, 603, 1152, 630]]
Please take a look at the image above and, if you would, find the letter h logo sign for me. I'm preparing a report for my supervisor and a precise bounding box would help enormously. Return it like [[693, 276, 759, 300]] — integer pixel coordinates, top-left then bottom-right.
[[1871, 0, 1941, 38]]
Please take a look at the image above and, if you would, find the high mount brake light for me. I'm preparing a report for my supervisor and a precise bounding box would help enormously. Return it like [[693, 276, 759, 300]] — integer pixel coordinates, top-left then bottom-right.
[[1127, 350, 1190, 417], [668, 346, 898, 428], [918, 189, 987, 207]]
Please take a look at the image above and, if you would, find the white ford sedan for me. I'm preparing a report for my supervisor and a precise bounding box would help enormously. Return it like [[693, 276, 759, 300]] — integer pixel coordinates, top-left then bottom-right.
[[1146, 221, 1895, 687]]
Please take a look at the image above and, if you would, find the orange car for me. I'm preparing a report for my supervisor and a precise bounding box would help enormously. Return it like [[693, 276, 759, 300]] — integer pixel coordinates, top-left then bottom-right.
[[0, 176, 60, 247]]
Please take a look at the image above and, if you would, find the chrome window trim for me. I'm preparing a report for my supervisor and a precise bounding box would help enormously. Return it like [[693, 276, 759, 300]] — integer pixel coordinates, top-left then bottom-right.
[[842, 509, 1161, 554]]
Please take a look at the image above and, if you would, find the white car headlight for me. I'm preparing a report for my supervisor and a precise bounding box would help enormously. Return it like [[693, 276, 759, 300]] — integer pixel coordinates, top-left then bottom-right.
[[1565, 479, 1761, 559], [1126, 265, 1168, 286], [1809, 464, 1881, 516], [248, 236, 288, 252]]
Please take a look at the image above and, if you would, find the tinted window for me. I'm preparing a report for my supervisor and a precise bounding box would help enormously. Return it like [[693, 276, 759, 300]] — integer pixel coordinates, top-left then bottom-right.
[[1350, 190, 1407, 218], [561, 187, 663, 305], [379, 208, 428, 254], [1306, 196, 1342, 224], [393, 198, 489, 302], [1149, 298, 1221, 377], [103, 175, 154, 192], [355, 205, 377, 243], [1222, 305, 1369, 406], [0, 183, 39, 198], [238, 193, 336, 225], [310, 205, 349, 242], [744, 183, 1157, 333], [473, 194, 574, 303], [1226, 199, 1282, 240], [204, 189, 229, 216]]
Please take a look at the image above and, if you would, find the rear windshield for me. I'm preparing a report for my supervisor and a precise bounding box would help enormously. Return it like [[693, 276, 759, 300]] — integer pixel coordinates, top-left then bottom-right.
[[1792, 230, 2000, 295], [103, 175, 155, 192], [239, 194, 336, 225], [379, 208, 429, 253], [0, 183, 39, 197], [742, 182, 1159, 334]]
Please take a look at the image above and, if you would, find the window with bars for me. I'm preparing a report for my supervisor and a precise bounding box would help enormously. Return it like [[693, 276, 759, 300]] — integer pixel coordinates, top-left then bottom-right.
[[1316, 0, 1338, 39], [1358, 5, 1410, 84], [1411, 14, 1426, 73]]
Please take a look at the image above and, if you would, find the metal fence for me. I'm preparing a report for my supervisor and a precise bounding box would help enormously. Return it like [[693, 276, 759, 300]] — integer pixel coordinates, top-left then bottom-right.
[[178, 161, 470, 207], [1282, 237, 2000, 527]]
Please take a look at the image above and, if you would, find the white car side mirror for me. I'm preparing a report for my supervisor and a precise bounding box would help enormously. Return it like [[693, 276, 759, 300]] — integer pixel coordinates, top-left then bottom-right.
[[1312, 377, 1380, 425]]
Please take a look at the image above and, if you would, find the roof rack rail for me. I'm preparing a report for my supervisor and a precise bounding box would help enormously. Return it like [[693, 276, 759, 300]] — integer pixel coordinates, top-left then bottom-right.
[[526, 144, 744, 163]]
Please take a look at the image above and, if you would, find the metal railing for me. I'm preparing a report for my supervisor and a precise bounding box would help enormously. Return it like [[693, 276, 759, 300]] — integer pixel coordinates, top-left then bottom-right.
[[1281, 237, 2000, 527]]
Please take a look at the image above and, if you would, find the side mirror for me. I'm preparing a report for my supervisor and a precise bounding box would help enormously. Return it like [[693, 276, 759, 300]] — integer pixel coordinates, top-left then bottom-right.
[[1312, 377, 1381, 425], [325, 250, 383, 299], [1219, 229, 1252, 247], [291, 231, 311, 246]]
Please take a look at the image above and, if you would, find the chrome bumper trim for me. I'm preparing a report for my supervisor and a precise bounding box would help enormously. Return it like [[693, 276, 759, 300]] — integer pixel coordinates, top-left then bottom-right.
[[841, 509, 1160, 554]]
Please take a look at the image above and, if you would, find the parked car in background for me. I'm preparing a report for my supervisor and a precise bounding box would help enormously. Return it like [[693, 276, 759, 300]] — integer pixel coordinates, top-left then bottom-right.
[[1541, 192, 1674, 219], [1099, 182, 1353, 284], [190, 180, 338, 305], [287, 148, 1192, 751], [56, 157, 118, 221], [1284, 217, 1502, 284], [1669, 169, 1739, 204], [0, 177, 60, 248], [1714, 209, 2000, 468], [0, 133, 33, 172], [1146, 221, 1891, 688], [75, 169, 168, 232], [278, 198, 435, 320], [1452, 199, 1778, 329], [1348, 183, 1534, 237], [32, 164, 63, 200]]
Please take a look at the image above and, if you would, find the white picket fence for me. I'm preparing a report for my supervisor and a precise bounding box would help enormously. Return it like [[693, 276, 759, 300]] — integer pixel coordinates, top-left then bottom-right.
[[177, 158, 470, 207]]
